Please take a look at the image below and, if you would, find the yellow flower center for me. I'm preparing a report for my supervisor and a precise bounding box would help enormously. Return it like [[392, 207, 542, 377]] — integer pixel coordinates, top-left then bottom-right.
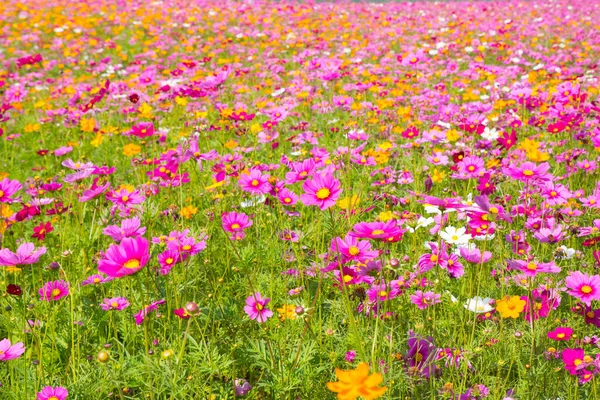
[[166, 258, 174, 265], [93, 278, 100, 283], [523, 169, 534, 176], [574, 359, 583, 366], [316, 188, 331, 199], [284, 197, 291, 203], [372, 229, 384, 235], [581, 285, 593, 294], [123, 259, 140, 269], [557, 333, 565, 339], [111, 302, 119, 308], [256, 303, 263, 310], [451, 235, 459, 241], [343, 275, 353, 283], [231, 223, 241, 229], [489, 207, 498, 214], [51, 288, 61, 297], [251, 179, 259, 186], [0, 190, 4, 197], [587, 311, 595, 318], [348, 246, 360, 256], [430, 254, 438, 262], [468, 166, 475, 172], [48, 397, 59, 400], [526, 263, 537, 271], [379, 291, 388, 297], [584, 355, 593, 363], [182, 245, 191, 250], [122, 195, 129, 202]]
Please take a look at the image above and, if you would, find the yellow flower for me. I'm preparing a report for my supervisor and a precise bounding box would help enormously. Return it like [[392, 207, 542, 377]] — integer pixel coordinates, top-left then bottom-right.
[[327, 362, 387, 400], [224, 140, 238, 149], [446, 129, 461, 142], [80, 117, 96, 133], [495, 295, 526, 318], [378, 211, 394, 222], [138, 103, 153, 119], [276, 304, 297, 321], [338, 195, 360, 211], [123, 143, 141, 157], [91, 132, 104, 148], [431, 168, 446, 183], [179, 205, 198, 219]]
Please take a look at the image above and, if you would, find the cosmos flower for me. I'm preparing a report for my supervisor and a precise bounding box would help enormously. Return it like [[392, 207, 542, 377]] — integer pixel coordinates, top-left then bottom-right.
[[0, 242, 46, 270], [548, 327, 573, 341], [134, 299, 166, 325], [0, 338, 25, 361], [326, 362, 387, 400], [244, 292, 273, 323], [238, 169, 272, 195], [495, 296, 526, 318], [100, 297, 130, 311], [464, 297, 494, 313], [410, 291, 441, 309], [102, 217, 147, 241], [0, 178, 22, 203], [36, 386, 69, 400], [565, 272, 600, 306], [39, 280, 69, 301], [98, 237, 150, 278], [300, 173, 342, 210]]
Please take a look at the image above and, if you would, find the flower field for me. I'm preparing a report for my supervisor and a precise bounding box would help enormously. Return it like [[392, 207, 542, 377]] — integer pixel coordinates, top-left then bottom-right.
[[1, 0, 600, 398]]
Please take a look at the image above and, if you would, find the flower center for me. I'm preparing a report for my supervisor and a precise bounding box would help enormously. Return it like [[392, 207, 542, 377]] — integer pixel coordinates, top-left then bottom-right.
[[182, 245, 191, 250], [93, 277, 100, 283], [581, 285, 593, 294], [284, 197, 291, 203], [574, 359, 583, 366], [121, 195, 129, 202], [51, 288, 61, 297], [379, 290, 388, 298], [316, 188, 330, 199], [557, 333, 565, 339], [371, 229, 384, 236], [343, 275, 353, 283], [584, 355, 593, 363], [348, 246, 360, 256], [526, 263, 537, 271], [111, 302, 119, 308], [231, 223, 241, 229], [251, 179, 259, 186], [166, 258, 174, 265], [123, 259, 140, 269], [48, 397, 59, 400], [430, 254, 438, 262], [523, 169, 534, 176], [587, 311, 595, 318], [0, 190, 4, 197], [256, 303, 263, 311], [451, 235, 459, 241], [468, 165, 475, 172]]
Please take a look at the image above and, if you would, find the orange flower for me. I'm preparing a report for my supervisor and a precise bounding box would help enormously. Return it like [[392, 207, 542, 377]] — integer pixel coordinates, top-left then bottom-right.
[[495, 295, 526, 318], [327, 362, 387, 400]]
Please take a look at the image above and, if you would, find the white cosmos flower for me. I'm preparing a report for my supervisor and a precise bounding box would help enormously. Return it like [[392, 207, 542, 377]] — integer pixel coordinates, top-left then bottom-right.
[[557, 245, 576, 259], [481, 127, 499, 141], [464, 296, 494, 313], [439, 226, 471, 245], [407, 216, 435, 233]]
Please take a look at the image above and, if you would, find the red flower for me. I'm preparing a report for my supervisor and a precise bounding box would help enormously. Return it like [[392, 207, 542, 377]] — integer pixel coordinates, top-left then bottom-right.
[[32, 222, 53, 241]]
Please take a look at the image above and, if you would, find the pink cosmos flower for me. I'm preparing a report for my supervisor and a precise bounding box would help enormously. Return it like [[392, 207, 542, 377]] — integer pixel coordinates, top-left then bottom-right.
[[134, 299, 166, 325], [222, 211, 253, 233], [453, 155, 485, 179], [508, 260, 561, 277], [98, 237, 150, 278], [81, 274, 114, 286], [502, 162, 552, 182], [0, 242, 46, 269], [39, 280, 69, 301], [330, 234, 379, 264], [548, 327, 573, 341], [36, 386, 69, 400], [103, 217, 147, 241], [459, 246, 492, 264], [277, 188, 299, 206], [566, 272, 600, 306], [238, 170, 272, 195], [410, 290, 441, 309], [299, 173, 342, 210], [0, 178, 22, 203], [244, 292, 273, 323], [79, 178, 111, 202], [100, 297, 130, 311], [367, 283, 394, 302], [0, 338, 25, 361], [129, 122, 154, 138], [157, 249, 181, 275], [105, 187, 146, 213], [349, 220, 405, 241]]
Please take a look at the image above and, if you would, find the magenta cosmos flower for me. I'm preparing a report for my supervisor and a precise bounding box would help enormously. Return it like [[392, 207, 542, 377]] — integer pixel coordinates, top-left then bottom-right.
[[238, 169, 272, 195], [98, 237, 150, 277], [299, 174, 342, 210], [100, 297, 130, 311], [330, 234, 379, 263], [222, 211, 253, 232], [134, 299, 165, 325], [349, 220, 405, 241], [39, 280, 69, 301], [566, 271, 600, 306], [79, 178, 110, 202], [0, 338, 25, 361], [244, 292, 273, 323], [0, 177, 22, 203], [410, 290, 441, 310], [37, 386, 68, 400], [102, 217, 147, 241], [502, 162, 552, 182], [548, 327, 573, 341], [508, 260, 561, 277], [0, 242, 46, 270]]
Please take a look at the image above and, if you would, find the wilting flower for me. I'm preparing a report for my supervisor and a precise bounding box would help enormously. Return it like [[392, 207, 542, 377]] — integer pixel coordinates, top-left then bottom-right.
[[36, 386, 69, 400], [495, 296, 526, 318], [244, 292, 273, 323], [98, 237, 149, 277], [134, 299, 166, 325], [326, 362, 387, 400], [0, 338, 25, 361], [38, 280, 69, 301]]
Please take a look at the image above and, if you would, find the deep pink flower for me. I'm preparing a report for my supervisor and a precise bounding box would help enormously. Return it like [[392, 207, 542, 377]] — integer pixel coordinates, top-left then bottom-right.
[[98, 237, 149, 277], [277, 188, 299, 206], [81, 274, 114, 286], [548, 327, 573, 341], [562, 348, 587, 375], [299, 173, 342, 210], [39, 280, 69, 301], [238, 170, 271, 195], [0, 338, 25, 361], [79, 178, 111, 202], [502, 162, 552, 182], [129, 122, 154, 137], [565, 272, 600, 306], [36, 386, 69, 400], [222, 211, 253, 233], [508, 260, 561, 277], [244, 292, 273, 323], [330, 234, 378, 263], [157, 249, 181, 275]]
